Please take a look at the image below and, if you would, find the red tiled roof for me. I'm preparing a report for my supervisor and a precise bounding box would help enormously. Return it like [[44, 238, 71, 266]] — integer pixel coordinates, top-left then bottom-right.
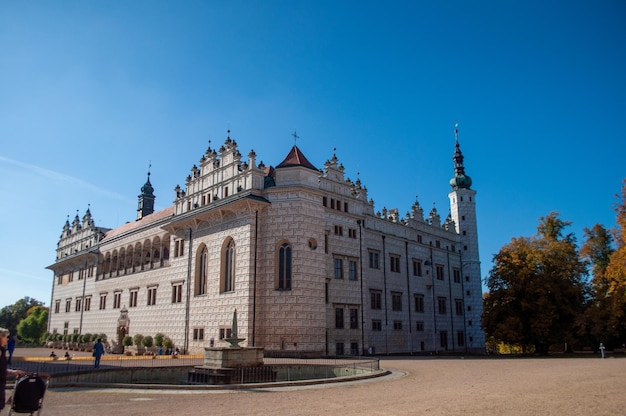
[[102, 206, 175, 240], [276, 146, 318, 171]]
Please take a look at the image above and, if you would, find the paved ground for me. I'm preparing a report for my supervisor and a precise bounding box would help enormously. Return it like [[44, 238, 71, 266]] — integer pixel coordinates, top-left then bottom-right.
[[5, 348, 625, 416]]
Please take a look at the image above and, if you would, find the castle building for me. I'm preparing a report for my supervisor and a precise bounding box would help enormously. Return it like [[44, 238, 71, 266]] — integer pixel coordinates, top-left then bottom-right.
[[47, 128, 485, 355]]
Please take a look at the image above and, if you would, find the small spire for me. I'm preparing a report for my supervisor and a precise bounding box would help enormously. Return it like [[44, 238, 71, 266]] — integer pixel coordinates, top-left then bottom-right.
[[449, 121, 472, 190]]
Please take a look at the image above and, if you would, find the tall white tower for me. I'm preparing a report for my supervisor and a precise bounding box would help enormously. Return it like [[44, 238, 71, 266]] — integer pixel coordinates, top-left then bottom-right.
[[448, 124, 486, 352]]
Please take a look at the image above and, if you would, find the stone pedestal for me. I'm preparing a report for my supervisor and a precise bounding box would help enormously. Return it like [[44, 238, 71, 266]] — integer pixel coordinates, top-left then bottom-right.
[[202, 346, 264, 368], [188, 346, 274, 385]]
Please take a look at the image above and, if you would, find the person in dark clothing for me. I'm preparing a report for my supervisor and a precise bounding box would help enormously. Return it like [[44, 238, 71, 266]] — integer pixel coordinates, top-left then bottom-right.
[[7, 335, 15, 365], [1, 328, 25, 412], [93, 338, 105, 368]]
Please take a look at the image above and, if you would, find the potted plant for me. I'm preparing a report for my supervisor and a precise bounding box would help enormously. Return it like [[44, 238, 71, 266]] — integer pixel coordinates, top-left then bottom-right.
[[122, 335, 133, 355], [132, 334, 145, 355], [142, 335, 154, 355]]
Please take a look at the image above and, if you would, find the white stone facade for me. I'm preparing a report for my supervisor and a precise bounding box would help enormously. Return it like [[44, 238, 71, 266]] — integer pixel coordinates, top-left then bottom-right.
[[47, 132, 486, 355]]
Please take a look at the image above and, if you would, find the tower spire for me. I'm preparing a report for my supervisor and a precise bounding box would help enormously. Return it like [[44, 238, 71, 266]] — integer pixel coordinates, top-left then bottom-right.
[[137, 162, 156, 220], [450, 121, 472, 190]]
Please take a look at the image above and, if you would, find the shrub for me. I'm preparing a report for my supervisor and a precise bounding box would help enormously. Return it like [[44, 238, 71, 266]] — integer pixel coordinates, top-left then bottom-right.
[[141, 336, 154, 348], [133, 334, 144, 346], [163, 337, 174, 350], [83, 333, 93, 343], [98, 333, 107, 343], [122, 336, 133, 347], [154, 333, 165, 347]]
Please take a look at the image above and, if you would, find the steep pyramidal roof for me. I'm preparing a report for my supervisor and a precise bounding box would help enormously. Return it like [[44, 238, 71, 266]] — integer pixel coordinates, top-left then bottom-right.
[[276, 146, 318, 171]]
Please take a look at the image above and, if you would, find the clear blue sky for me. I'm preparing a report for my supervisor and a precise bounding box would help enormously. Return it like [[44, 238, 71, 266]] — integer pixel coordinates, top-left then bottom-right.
[[1, 1, 624, 308]]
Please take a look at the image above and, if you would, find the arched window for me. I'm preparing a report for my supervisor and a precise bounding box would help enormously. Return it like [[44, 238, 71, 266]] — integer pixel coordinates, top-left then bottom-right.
[[222, 239, 235, 292], [195, 245, 208, 295], [278, 242, 292, 290]]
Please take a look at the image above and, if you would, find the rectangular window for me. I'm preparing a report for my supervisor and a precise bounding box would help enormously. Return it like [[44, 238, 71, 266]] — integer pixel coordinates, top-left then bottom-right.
[[416, 321, 424, 331], [88, 265, 94, 277], [390, 254, 401, 273], [129, 290, 138, 308], [436, 265, 444, 280], [219, 328, 232, 340], [368, 251, 380, 269], [370, 290, 382, 310], [78, 268, 84, 280], [84, 296, 91, 311], [438, 297, 447, 315], [372, 320, 382, 331], [54, 300, 60, 314], [323, 196, 327, 207], [113, 292, 122, 309], [336, 342, 344, 355], [393, 320, 403, 330], [147, 287, 157, 306], [172, 283, 183, 303], [457, 331, 465, 347], [348, 260, 357, 281], [65, 299, 71, 313], [335, 308, 344, 329], [330, 199, 335, 209], [350, 342, 359, 355], [193, 328, 204, 341], [334, 258, 343, 279], [68, 271, 74, 282], [174, 239, 185, 258], [412, 259, 422, 276], [414, 294, 425, 313], [391, 292, 402, 311], [440, 331, 448, 349], [99, 294, 107, 310], [455, 299, 463, 316], [453, 268, 461, 283], [349, 308, 358, 329], [348, 228, 357, 238], [334, 225, 343, 236], [417, 235, 423, 243], [344, 202, 349, 212]]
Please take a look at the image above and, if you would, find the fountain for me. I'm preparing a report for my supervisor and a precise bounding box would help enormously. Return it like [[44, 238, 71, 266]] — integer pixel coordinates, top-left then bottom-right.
[[188, 309, 273, 384]]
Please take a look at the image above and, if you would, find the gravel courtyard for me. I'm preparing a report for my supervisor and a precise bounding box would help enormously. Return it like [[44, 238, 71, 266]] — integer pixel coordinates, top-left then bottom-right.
[[23, 354, 624, 416]]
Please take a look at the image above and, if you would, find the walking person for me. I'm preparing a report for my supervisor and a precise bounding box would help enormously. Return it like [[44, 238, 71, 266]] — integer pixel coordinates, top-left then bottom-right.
[[1, 328, 25, 413], [599, 342, 606, 359], [93, 338, 105, 368], [7, 335, 15, 365]]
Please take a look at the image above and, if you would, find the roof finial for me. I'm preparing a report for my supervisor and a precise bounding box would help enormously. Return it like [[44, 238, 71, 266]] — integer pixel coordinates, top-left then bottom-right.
[[148, 160, 151, 178], [454, 120, 459, 143], [292, 129, 299, 146]]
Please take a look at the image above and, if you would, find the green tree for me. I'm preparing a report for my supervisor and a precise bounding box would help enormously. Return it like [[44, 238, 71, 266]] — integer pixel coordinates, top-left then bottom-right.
[[16, 306, 49, 344], [142, 335, 154, 348], [580, 223, 615, 346], [483, 212, 588, 354], [602, 180, 626, 347], [133, 333, 144, 346], [122, 335, 133, 347], [0, 297, 44, 337], [154, 333, 165, 347]]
